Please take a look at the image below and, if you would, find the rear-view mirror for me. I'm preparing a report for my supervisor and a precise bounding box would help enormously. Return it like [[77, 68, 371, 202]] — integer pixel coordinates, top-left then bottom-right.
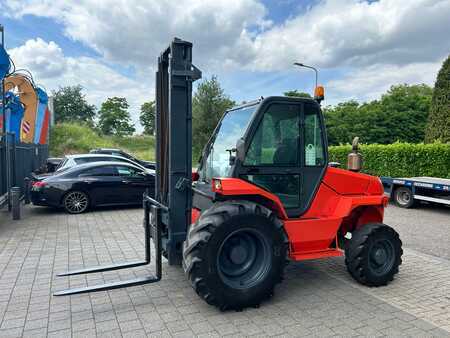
[[236, 138, 245, 162]]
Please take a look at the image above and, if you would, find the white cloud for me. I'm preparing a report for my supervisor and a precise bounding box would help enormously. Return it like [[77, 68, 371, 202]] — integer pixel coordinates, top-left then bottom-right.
[[9, 38, 68, 78], [3, 0, 448, 72], [3, 0, 449, 110], [326, 61, 441, 103], [8, 38, 152, 130], [249, 0, 450, 71], [2, 0, 268, 72]]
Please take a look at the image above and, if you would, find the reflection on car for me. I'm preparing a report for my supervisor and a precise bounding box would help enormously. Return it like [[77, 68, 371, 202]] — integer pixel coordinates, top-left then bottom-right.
[[90, 148, 155, 169], [30, 161, 155, 214], [54, 153, 155, 174]]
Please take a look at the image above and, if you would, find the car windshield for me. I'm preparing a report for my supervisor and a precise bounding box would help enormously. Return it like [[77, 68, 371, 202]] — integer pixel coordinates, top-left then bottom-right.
[[56, 158, 68, 170], [123, 153, 141, 163], [200, 104, 258, 182], [52, 166, 73, 176]]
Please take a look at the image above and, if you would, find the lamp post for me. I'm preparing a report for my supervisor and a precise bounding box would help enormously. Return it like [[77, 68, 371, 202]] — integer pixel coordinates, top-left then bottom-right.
[[293, 62, 318, 92]]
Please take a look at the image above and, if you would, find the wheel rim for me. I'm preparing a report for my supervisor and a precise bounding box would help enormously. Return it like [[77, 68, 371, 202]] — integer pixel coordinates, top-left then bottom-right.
[[396, 190, 410, 205], [368, 239, 395, 276], [65, 192, 88, 213], [217, 228, 271, 289]]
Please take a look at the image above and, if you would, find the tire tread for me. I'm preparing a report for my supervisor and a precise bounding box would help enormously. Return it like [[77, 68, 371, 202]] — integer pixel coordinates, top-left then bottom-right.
[[345, 223, 403, 286], [182, 200, 288, 310]]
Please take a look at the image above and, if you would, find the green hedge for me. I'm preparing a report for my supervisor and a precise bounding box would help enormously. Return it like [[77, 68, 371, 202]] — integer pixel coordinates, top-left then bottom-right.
[[50, 123, 448, 178], [329, 142, 450, 178]]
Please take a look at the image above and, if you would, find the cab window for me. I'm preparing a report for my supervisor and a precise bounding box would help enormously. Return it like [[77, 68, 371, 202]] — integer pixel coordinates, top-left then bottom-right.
[[304, 105, 325, 166], [242, 103, 301, 209], [200, 104, 258, 181], [244, 104, 299, 166]]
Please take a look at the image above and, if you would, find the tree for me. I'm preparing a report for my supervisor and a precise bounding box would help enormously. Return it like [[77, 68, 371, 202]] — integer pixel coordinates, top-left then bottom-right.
[[425, 56, 450, 143], [52, 85, 96, 126], [323, 101, 361, 145], [284, 90, 312, 98], [324, 84, 433, 145], [98, 97, 135, 136], [192, 76, 235, 158], [376, 84, 433, 143], [140, 101, 155, 135]]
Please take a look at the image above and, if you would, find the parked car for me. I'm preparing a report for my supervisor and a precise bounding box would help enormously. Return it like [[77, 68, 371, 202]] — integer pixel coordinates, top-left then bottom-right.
[[45, 157, 63, 173], [90, 148, 155, 169], [30, 162, 155, 214], [55, 154, 154, 174]]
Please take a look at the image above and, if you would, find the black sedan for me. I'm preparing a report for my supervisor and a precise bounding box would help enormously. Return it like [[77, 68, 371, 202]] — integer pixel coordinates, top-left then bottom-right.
[[30, 161, 155, 214]]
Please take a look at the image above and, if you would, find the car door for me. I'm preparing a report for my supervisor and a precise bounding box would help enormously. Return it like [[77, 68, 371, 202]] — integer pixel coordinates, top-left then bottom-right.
[[76, 165, 123, 205], [115, 165, 153, 203]]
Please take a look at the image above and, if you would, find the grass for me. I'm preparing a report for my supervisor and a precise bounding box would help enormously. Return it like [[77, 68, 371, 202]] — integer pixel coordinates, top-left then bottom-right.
[[111, 134, 155, 161], [49, 123, 156, 160]]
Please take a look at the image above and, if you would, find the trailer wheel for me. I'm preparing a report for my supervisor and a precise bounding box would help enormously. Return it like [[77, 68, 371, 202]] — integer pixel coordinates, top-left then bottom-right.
[[394, 186, 415, 208], [182, 201, 287, 311], [345, 223, 402, 286]]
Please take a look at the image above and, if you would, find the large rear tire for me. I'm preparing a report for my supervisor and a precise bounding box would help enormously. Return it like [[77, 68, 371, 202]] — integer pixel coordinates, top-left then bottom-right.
[[182, 201, 287, 310], [345, 223, 402, 286]]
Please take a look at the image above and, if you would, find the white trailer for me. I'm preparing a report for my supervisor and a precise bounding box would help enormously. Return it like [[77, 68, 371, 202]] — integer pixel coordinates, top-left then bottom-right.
[[381, 176, 450, 208]]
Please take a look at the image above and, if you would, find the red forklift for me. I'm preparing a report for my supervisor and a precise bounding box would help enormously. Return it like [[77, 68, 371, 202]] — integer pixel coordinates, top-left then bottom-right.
[[55, 39, 402, 311]]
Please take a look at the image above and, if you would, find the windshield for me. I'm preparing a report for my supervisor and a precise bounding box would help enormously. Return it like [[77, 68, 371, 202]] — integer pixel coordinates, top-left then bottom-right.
[[56, 158, 68, 171], [200, 104, 258, 182]]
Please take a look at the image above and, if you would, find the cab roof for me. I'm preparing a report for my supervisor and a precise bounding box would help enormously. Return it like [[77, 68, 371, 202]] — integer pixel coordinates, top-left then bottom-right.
[[227, 95, 319, 112]]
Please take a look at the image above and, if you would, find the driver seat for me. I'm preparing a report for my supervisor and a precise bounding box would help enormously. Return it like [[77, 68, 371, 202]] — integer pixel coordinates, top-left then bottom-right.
[[272, 138, 298, 165]]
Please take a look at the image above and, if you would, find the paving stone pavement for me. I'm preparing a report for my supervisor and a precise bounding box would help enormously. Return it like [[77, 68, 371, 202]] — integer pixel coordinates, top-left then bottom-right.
[[0, 205, 449, 337]]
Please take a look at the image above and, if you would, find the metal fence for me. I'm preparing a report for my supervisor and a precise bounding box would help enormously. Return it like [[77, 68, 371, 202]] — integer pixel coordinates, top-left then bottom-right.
[[0, 133, 48, 207]]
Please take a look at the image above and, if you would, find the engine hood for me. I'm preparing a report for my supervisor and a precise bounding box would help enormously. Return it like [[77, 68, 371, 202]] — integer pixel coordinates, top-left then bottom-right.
[[322, 167, 383, 196]]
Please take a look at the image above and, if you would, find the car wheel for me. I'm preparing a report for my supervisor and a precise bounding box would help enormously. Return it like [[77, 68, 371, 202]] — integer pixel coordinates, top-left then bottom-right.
[[394, 187, 415, 208], [63, 191, 89, 214]]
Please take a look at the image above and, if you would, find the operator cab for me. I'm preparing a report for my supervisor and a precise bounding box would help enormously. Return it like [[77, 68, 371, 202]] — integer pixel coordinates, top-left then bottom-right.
[[196, 96, 328, 217]]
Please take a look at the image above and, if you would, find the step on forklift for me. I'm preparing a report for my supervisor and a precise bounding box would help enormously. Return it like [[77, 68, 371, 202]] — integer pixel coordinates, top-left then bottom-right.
[[55, 38, 403, 311]]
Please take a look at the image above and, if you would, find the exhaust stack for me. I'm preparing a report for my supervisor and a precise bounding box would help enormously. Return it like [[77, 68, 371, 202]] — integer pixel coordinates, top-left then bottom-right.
[[347, 137, 362, 172]]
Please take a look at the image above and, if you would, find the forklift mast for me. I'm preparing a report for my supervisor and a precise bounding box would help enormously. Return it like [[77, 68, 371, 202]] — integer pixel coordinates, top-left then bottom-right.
[[53, 38, 201, 296], [155, 38, 201, 265]]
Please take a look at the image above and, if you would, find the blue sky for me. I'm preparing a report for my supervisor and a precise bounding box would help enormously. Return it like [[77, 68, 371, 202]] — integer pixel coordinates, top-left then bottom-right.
[[1, 0, 449, 130]]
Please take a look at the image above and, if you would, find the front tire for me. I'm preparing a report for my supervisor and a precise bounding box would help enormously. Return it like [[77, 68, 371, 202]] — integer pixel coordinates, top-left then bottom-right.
[[345, 223, 402, 286], [63, 191, 89, 214], [182, 201, 287, 310]]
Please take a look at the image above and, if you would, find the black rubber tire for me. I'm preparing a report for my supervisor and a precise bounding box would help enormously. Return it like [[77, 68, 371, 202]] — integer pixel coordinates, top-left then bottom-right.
[[394, 187, 415, 208], [182, 201, 288, 311], [345, 223, 402, 286], [62, 190, 90, 214]]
